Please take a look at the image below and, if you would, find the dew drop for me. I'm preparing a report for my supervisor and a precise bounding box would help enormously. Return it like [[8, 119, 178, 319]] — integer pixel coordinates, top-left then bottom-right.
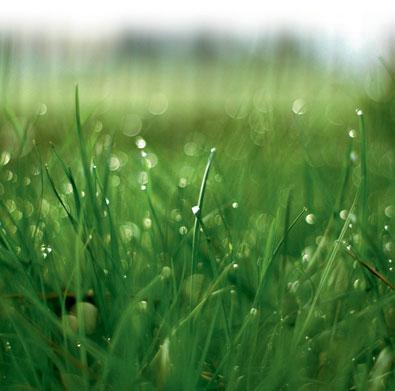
[[340, 209, 348, 220], [305, 213, 316, 225], [109, 156, 121, 171], [161, 266, 172, 279], [292, 98, 306, 115], [136, 137, 147, 149], [37, 103, 47, 116], [143, 217, 152, 229], [179, 226, 187, 235], [178, 177, 188, 188], [148, 92, 168, 115], [348, 129, 357, 138], [138, 300, 148, 312], [385, 205, 395, 218], [0, 151, 11, 166]]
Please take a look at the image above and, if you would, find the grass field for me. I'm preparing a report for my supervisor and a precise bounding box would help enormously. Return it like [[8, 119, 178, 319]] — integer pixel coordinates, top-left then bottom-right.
[[0, 45, 395, 390]]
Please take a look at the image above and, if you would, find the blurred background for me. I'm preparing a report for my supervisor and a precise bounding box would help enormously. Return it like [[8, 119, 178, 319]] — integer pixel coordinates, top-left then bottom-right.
[[1, 0, 395, 111], [0, 0, 395, 206]]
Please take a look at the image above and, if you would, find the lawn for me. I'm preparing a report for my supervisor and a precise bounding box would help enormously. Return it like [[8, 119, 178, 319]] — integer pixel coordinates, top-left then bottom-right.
[[0, 46, 395, 389]]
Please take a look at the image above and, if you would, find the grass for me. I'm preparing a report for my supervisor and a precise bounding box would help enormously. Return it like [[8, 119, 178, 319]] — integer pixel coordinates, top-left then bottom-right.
[[0, 62, 395, 390]]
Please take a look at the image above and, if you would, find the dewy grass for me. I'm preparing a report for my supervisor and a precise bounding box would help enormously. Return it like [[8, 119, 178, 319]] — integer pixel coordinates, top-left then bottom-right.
[[0, 79, 395, 390]]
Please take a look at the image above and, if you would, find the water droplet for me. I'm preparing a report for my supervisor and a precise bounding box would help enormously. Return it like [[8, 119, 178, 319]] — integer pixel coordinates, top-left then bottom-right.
[[0, 151, 11, 166], [161, 266, 172, 280], [40, 244, 53, 259], [350, 151, 358, 162], [136, 137, 147, 149], [178, 177, 188, 188], [143, 152, 158, 169], [356, 108, 364, 116], [348, 129, 357, 138], [179, 226, 187, 235], [384, 242, 393, 252], [305, 213, 316, 225], [111, 175, 121, 188], [192, 205, 200, 215], [120, 222, 140, 241], [339, 210, 348, 220], [138, 171, 149, 185], [384, 225, 390, 231], [37, 103, 47, 116], [292, 98, 307, 115], [184, 142, 199, 157], [4, 341, 12, 351], [138, 300, 148, 312], [143, 217, 152, 229], [232, 201, 239, 209], [232, 263, 239, 270], [93, 120, 103, 133], [109, 155, 121, 171], [122, 114, 142, 137], [148, 92, 168, 115], [250, 308, 258, 316], [385, 205, 395, 218], [63, 182, 73, 194], [105, 198, 110, 205]]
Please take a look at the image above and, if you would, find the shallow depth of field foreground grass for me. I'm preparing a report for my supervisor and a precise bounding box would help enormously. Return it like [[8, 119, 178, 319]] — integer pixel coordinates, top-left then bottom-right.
[[0, 77, 395, 390]]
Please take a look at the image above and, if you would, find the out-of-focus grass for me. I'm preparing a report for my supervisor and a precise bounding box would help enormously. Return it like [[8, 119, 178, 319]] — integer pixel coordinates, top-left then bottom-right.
[[0, 42, 395, 389]]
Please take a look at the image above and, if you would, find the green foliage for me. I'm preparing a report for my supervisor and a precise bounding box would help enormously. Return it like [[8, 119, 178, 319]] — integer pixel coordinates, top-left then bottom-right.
[[0, 71, 394, 390]]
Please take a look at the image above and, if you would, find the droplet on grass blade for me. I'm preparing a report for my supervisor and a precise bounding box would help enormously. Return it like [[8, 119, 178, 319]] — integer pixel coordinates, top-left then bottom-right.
[[305, 213, 316, 225], [292, 98, 307, 115], [143, 217, 152, 229], [385, 205, 395, 218], [109, 155, 121, 171], [122, 114, 142, 137], [348, 129, 357, 138], [138, 300, 148, 312], [148, 92, 168, 115], [161, 266, 172, 280], [136, 137, 147, 149], [0, 151, 11, 166], [179, 226, 187, 235], [339, 210, 348, 220], [356, 108, 364, 116], [37, 103, 47, 116]]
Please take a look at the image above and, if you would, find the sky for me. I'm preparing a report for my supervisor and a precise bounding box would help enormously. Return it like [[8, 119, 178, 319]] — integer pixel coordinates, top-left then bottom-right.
[[0, 0, 394, 50]]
